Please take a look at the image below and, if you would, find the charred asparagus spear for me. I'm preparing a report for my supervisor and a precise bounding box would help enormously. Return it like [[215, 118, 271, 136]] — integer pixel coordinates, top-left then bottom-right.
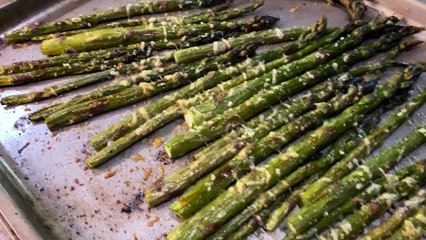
[[31, 2, 262, 41], [165, 19, 412, 159], [388, 205, 426, 240], [165, 64, 420, 240], [287, 160, 426, 240], [44, 44, 257, 130], [41, 16, 279, 55], [5, 0, 228, 43], [300, 81, 426, 205], [88, 17, 335, 151], [287, 120, 426, 235]]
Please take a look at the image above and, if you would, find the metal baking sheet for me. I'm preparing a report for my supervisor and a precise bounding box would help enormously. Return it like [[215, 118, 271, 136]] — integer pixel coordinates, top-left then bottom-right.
[[0, 0, 425, 239]]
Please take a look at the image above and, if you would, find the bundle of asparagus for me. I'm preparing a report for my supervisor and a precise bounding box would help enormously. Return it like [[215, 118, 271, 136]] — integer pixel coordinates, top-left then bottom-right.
[[2, 2, 426, 240]]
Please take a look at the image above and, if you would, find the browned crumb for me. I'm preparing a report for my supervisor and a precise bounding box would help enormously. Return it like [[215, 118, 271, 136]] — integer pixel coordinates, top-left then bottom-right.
[[123, 180, 131, 187], [151, 137, 164, 147], [104, 170, 118, 179], [155, 150, 173, 165], [147, 216, 160, 227], [12, 43, 31, 49], [131, 153, 145, 162], [143, 168, 153, 181], [18, 142, 30, 154], [289, 3, 301, 13], [153, 164, 165, 191]]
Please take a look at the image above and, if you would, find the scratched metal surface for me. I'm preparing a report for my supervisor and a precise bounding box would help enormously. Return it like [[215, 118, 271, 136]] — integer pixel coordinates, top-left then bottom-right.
[[0, 1, 425, 240]]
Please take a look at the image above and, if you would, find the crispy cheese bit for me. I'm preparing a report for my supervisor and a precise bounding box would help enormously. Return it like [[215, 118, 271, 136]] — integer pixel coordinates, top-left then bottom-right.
[[104, 170, 118, 179], [338, 220, 352, 235], [366, 183, 381, 193], [152, 137, 164, 147], [380, 193, 398, 207], [213, 41, 219, 55], [221, 38, 231, 50], [131, 153, 145, 162], [274, 28, 284, 39], [402, 220, 418, 238], [289, 4, 301, 13]]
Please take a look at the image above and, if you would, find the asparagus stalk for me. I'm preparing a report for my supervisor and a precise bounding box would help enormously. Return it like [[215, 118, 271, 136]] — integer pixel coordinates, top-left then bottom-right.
[[164, 19, 411, 159], [41, 16, 279, 55], [89, 17, 337, 151], [31, 2, 262, 41], [320, 186, 426, 239], [165, 63, 419, 240], [44, 44, 258, 130], [359, 193, 426, 240], [388, 205, 426, 240], [146, 62, 384, 207], [0, 52, 147, 87], [286, 120, 426, 235], [4, 0, 228, 43], [288, 160, 426, 240], [300, 80, 426, 205]]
